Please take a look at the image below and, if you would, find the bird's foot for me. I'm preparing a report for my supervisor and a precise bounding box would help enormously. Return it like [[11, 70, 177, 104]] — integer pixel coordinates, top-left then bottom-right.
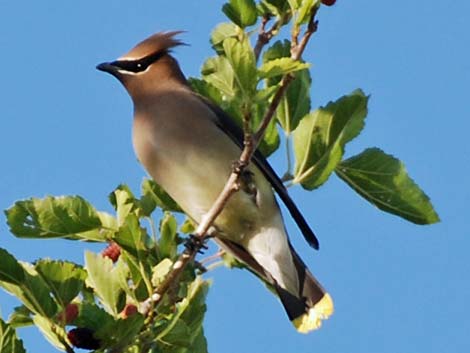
[[184, 234, 209, 254]]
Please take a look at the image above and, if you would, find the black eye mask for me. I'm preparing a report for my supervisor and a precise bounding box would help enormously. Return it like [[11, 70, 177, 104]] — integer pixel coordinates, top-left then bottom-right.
[[111, 50, 167, 73]]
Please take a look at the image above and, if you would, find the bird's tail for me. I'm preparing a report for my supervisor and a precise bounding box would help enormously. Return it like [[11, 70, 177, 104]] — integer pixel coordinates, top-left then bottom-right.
[[215, 239, 333, 333], [274, 244, 334, 333]]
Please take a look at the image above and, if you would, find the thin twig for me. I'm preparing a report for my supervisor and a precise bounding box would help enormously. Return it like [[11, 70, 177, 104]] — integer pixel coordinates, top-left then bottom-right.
[[254, 15, 280, 62], [144, 9, 320, 316], [200, 249, 226, 265]]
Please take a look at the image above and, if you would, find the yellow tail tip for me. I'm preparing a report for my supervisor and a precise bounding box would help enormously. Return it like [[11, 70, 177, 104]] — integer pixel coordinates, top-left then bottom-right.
[[292, 293, 334, 334]]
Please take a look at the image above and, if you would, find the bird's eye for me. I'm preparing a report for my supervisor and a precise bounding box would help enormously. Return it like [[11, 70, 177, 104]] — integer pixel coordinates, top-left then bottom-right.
[[136, 63, 142, 69]]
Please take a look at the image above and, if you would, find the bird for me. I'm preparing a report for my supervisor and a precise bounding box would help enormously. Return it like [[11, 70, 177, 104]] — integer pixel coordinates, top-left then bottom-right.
[[97, 31, 333, 333]]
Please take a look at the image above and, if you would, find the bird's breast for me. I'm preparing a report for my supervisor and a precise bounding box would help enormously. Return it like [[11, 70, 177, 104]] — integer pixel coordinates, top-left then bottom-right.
[[131, 94, 275, 241]]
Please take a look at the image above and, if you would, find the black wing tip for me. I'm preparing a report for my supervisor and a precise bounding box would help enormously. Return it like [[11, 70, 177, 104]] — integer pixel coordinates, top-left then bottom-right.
[[306, 232, 320, 250]]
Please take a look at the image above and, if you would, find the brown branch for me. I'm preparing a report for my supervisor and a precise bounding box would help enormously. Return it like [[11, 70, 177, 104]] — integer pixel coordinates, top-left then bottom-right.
[[143, 9, 320, 318], [254, 15, 280, 62]]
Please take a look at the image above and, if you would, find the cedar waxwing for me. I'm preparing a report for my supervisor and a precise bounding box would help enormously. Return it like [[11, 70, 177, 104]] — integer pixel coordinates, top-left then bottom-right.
[[97, 31, 333, 333]]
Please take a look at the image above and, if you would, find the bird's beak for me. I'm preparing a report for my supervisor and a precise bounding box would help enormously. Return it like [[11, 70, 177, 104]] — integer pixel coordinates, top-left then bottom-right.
[[96, 62, 119, 76]]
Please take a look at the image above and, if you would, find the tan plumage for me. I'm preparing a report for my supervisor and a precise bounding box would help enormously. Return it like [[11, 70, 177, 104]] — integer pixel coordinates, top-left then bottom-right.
[[97, 31, 333, 332]]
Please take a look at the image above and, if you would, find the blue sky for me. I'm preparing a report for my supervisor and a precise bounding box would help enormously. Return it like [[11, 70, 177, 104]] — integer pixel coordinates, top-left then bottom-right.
[[1, 1, 469, 352]]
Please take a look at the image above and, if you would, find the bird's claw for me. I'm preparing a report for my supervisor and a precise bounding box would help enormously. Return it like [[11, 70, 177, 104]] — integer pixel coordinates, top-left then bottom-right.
[[184, 234, 209, 254]]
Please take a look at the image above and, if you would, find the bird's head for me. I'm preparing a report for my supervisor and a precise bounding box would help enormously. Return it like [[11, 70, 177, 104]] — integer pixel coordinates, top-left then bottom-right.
[[97, 31, 187, 99]]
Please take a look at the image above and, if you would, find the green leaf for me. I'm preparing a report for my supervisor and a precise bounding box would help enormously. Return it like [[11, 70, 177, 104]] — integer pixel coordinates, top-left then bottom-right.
[[258, 57, 310, 80], [5, 195, 106, 241], [159, 213, 178, 259], [258, 0, 291, 21], [151, 258, 174, 287], [156, 278, 209, 349], [96, 314, 145, 349], [109, 185, 137, 225], [33, 315, 68, 351], [114, 213, 150, 263], [222, 0, 257, 28], [0, 248, 25, 285], [141, 179, 183, 213], [189, 78, 224, 107], [159, 319, 192, 347], [287, 0, 302, 11], [201, 56, 236, 98], [8, 306, 33, 328], [180, 217, 196, 234], [222, 37, 257, 99], [263, 39, 291, 62], [210, 22, 240, 53], [84, 251, 128, 315], [0, 318, 26, 353], [336, 148, 440, 224], [252, 100, 280, 157], [276, 68, 311, 133], [35, 260, 86, 306], [74, 302, 115, 332], [0, 249, 57, 318], [293, 90, 369, 189], [189, 327, 209, 353], [178, 278, 209, 333], [296, 0, 318, 25]]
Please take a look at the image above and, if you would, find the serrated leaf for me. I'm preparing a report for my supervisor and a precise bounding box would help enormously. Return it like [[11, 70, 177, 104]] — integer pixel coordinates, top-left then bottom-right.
[[296, 0, 318, 25], [210, 22, 240, 53], [8, 306, 33, 329], [287, 0, 302, 11], [201, 56, 236, 98], [159, 319, 192, 347], [336, 148, 440, 224], [189, 327, 209, 353], [74, 302, 114, 332], [114, 213, 150, 262], [35, 260, 87, 305], [109, 185, 137, 226], [222, 0, 257, 28], [180, 217, 196, 234], [152, 258, 174, 287], [263, 39, 291, 63], [189, 78, 225, 107], [293, 90, 369, 189], [178, 278, 209, 332], [223, 37, 257, 99], [159, 213, 178, 259], [258, 0, 291, 21], [141, 179, 183, 213], [0, 248, 25, 285], [33, 315, 68, 351], [252, 100, 280, 157], [0, 318, 26, 353], [276, 68, 311, 133], [96, 314, 145, 349], [5, 196, 106, 241], [84, 252, 128, 315], [0, 249, 57, 318], [157, 278, 209, 349], [258, 57, 309, 80]]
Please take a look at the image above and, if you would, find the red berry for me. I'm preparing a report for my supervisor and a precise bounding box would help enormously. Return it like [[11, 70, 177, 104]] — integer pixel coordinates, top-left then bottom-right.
[[67, 328, 101, 350], [58, 303, 79, 324], [321, 0, 336, 6], [121, 303, 138, 318], [102, 242, 121, 262]]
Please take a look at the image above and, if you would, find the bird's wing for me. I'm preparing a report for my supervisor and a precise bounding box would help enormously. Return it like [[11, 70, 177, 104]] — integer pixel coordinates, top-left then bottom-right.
[[197, 94, 319, 250]]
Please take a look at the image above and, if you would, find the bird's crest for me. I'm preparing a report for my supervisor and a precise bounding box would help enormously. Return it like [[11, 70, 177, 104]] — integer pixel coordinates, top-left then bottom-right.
[[119, 31, 186, 61]]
